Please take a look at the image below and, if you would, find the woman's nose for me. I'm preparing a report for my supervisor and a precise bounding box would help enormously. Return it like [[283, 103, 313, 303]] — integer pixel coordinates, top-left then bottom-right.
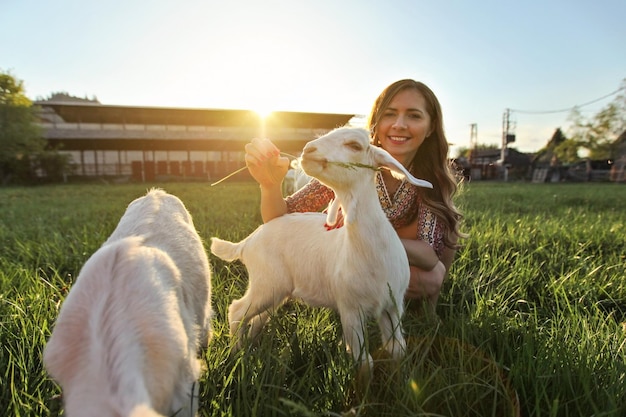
[[392, 115, 407, 129]]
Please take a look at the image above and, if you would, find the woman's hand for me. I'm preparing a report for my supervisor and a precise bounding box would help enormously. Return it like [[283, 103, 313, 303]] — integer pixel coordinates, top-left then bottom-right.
[[405, 262, 446, 307], [245, 138, 290, 188]]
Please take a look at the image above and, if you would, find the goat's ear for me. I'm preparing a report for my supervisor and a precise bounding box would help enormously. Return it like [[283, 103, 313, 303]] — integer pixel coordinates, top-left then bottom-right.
[[371, 146, 433, 189]]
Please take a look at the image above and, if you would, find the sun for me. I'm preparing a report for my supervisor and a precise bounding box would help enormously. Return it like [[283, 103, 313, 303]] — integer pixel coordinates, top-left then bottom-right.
[[253, 107, 273, 119], [252, 106, 274, 138]]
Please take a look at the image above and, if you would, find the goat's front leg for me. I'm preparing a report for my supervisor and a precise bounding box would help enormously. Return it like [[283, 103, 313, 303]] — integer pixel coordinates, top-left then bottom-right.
[[378, 305, 406, 360], [339, 309, 374, 375]]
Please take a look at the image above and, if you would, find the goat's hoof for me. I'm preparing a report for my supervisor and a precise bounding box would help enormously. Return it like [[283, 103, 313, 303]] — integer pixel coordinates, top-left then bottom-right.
[[354, 356, 374, 393]]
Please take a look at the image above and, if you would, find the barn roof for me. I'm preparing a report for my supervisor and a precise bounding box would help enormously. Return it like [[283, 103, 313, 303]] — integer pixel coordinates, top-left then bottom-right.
[[36, 102, 357, 152], [37, 102, 355, 129]]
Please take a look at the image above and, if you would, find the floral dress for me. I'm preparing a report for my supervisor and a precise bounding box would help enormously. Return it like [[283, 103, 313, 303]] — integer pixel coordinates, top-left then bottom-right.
[[285, 171, 446, 258]]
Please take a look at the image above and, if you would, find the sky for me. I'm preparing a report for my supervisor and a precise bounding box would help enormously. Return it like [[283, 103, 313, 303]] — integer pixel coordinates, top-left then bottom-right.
[[2, 0, 625, 155]]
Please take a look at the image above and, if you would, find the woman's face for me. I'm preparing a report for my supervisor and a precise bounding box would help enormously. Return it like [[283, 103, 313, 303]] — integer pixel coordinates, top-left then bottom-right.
[[376, 88, 432, 167]]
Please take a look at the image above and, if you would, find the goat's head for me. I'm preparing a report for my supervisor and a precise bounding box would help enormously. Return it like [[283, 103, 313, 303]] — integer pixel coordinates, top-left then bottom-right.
[[300, 127, 433, 190]]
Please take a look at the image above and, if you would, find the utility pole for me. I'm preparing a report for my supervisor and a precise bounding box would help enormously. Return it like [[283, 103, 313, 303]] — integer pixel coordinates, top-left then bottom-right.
[[501, 109, 510, 163], [469, 123, 478, 164], [501, 109, 516, 180]]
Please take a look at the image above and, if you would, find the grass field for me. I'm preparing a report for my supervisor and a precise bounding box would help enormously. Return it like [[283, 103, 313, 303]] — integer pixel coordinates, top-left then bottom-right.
[[1, 181, 625, 416]]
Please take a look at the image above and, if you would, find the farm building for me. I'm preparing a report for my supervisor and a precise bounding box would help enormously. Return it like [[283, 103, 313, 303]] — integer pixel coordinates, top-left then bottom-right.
[[610, 130, 626, 182], [36, 99, 355, 182], [465, 147, 532, 181], [530, 128, 626, 183]]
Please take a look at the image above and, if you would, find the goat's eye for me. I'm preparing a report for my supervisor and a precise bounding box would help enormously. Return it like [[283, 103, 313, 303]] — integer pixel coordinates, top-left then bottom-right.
[[346, 141, 362, 151]]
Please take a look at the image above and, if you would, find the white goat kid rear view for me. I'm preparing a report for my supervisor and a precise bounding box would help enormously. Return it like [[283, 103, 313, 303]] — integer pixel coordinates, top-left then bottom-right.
[[210, 127, 432, 370], [44, 189, 212, 417]]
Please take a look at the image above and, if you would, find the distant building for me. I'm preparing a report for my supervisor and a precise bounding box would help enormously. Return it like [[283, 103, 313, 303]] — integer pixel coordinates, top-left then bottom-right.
[[36, 101, 355, 182], [610, 130, 626, 182], [530, 129, 626, 183], [467, 148, 532, 180]]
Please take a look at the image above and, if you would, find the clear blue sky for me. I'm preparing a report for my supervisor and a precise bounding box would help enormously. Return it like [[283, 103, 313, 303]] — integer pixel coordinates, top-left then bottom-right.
[[2, 0, 624, 154]]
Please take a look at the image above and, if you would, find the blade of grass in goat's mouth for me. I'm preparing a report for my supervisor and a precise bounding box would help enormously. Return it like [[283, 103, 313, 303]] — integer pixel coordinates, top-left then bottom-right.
[[211, 153, 378, 186], [328, 161, 379, 171]]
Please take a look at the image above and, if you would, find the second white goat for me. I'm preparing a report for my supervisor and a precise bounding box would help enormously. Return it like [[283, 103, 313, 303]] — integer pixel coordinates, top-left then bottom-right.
[[44, 189, 212, 417], [210, 127, 432, 370]]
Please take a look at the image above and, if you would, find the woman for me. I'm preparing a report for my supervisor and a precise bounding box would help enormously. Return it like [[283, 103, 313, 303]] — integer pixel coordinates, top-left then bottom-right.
[[244, 79, 464, 311]]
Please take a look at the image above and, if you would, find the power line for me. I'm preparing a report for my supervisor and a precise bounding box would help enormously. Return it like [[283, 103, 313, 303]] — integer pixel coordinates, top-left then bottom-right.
[[510, 86, 625, 115]]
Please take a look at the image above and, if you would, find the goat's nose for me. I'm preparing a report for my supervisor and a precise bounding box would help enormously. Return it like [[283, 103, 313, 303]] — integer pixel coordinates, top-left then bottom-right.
[[303, 145, 316, 154]]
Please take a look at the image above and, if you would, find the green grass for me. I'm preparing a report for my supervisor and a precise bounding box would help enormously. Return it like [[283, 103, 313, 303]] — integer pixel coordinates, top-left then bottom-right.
[[1, 181, 625, 416]]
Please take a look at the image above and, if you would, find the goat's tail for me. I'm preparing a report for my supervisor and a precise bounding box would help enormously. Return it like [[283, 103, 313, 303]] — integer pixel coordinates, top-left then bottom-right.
[[210, 237, 243, 262]]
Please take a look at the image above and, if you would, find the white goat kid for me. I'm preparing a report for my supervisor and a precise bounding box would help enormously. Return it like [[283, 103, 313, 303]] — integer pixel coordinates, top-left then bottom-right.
[[283, 158, 312, 195], [210, 127, 432, 370], [44, 189, 212, 417]]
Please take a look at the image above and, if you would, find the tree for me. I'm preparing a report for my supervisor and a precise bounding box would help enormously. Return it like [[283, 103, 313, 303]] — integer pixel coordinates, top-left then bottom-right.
[[38, 91, 100, 104], [534, 128, 577, 165], [553, 138, 581, 164], [568, 78, 626, 160], [33, 150, 74, 182], [0, 70, 45, 184], [455, 143, 499, 159]]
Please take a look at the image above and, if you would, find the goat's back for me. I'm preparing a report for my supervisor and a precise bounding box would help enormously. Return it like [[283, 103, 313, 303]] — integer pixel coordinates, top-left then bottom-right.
[[106, 188, 212, 347], [106, 188, 199, 258]]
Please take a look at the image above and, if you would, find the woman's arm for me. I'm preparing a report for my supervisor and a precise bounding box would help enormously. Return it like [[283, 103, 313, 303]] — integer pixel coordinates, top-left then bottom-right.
[[405, 240, 456, 304], [395, 216, 439, 270], [401, 239, 440, 270], [244, 138, 290, 222], [396, 214, 457, 306], [258, 183, 288, 223], [439, 244, 457, 279]]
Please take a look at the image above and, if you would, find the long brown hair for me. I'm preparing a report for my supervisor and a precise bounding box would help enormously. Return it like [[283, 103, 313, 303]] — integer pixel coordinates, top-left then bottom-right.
[[367, 79, 465, 248]]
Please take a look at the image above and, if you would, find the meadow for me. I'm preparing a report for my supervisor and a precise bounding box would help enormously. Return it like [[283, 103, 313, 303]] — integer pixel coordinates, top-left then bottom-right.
[[0, 181, 625, 416]]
